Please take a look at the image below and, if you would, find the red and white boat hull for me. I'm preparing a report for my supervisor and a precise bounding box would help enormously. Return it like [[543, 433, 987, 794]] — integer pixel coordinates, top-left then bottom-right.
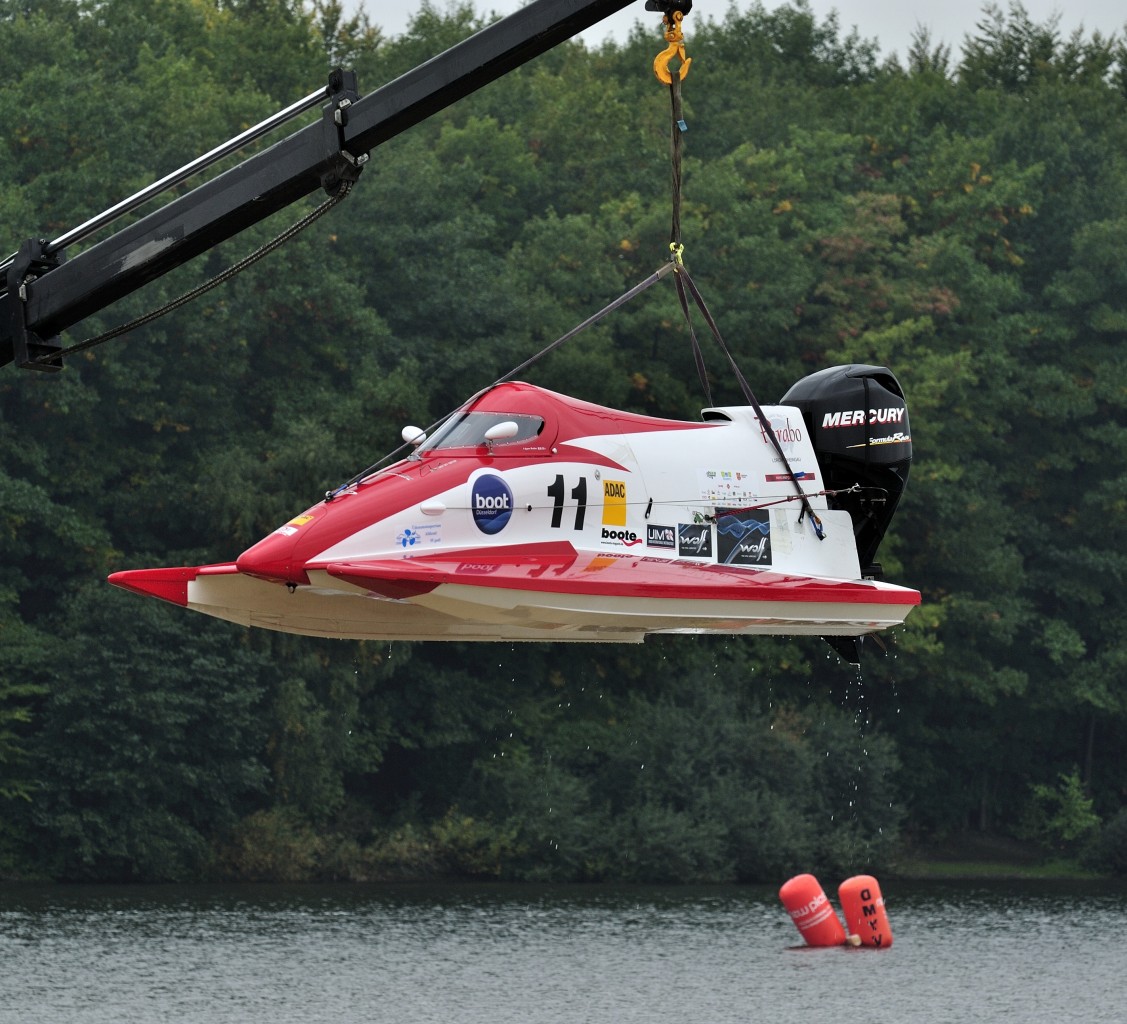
[[110, 540, 918, 643], [110, 375, 920, 646]]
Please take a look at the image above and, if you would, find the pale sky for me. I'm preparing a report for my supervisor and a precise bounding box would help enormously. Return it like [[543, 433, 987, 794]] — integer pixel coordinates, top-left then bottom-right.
[[361, 0, 1125, 64]]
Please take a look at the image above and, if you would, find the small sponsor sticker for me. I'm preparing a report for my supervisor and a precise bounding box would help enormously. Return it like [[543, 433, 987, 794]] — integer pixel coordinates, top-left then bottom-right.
[[600, 527, 641, 547], [678, 523, 713, 559], [397, 524, 442, 548], [716, 509, 772, 566], [456, 562, 501, 575], [765, 471, 815, 483], [275, 513, 315, 537], [698, 469, 758, 505]]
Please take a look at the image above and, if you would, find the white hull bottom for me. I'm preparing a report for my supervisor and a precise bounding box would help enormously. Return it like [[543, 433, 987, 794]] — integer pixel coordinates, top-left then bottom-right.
[[178, 568, 916, 643]]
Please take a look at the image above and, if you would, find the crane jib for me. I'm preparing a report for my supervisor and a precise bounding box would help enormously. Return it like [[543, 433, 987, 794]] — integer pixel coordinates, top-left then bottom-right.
[[0, 0, 637, 372]]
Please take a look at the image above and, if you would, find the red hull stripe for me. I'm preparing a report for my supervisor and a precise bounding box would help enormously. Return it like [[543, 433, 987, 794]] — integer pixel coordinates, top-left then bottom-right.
[[320, 543, 921, 607]]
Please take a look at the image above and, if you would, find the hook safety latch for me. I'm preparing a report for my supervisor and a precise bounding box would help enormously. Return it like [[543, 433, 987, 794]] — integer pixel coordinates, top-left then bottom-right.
[[653, 10, 691, 85]]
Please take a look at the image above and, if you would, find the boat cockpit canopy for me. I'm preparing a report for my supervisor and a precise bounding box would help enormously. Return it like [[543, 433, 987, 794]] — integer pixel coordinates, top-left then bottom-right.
[[417, 411, 545, 453]]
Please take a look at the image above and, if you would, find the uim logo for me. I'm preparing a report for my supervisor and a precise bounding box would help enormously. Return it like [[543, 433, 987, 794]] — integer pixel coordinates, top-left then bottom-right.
[[471, 474, 514, 535]]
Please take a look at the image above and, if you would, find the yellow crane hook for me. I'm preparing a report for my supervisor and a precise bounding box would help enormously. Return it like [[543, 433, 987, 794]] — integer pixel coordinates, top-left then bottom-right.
[[653, 10, 691, 85]]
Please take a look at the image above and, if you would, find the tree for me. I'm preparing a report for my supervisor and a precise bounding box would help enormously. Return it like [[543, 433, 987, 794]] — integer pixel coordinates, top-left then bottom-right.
[[3, 0, 1127, 879], [19, 586, 269, 880]]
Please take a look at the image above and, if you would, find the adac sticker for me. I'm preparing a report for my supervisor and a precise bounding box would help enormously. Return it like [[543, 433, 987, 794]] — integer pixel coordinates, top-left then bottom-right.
[[471, 474, 514, 535], [601, 479, 627, 527]]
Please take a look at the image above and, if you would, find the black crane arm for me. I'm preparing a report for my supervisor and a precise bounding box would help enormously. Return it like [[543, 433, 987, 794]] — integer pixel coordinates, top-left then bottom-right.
[[1, 0, 647, 371]]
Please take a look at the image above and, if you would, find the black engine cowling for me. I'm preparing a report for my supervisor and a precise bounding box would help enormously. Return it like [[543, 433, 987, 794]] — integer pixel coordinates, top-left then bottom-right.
[[780, 364, 911, 577]]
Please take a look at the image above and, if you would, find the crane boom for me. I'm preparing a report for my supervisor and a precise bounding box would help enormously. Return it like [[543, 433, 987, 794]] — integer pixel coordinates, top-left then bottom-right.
[[1, 0, 647, 371]]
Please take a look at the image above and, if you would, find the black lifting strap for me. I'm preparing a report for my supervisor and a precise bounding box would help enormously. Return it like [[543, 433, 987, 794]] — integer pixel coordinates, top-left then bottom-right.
[[666, 69, 713, 408], [667, 261, 829, 536], [673, 262, 825, 540], [327, 261, 680, 498], [664, 74, 823, 539]]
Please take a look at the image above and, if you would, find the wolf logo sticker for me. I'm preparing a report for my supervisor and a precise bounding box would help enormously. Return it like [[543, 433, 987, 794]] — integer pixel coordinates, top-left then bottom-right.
[[716, 509, 771, 566]]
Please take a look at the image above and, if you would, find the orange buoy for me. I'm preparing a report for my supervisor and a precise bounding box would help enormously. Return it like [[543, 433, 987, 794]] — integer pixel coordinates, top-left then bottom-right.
[[838, 875, 893, 948], [779, 873, 847, 947]]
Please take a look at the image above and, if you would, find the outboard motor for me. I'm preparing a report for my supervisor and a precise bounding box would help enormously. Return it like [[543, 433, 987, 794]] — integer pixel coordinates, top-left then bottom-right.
[[780, 364, 911, 578]]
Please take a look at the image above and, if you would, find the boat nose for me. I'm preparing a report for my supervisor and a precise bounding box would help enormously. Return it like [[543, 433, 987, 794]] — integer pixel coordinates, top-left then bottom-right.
[[235, 512, 317, 585]]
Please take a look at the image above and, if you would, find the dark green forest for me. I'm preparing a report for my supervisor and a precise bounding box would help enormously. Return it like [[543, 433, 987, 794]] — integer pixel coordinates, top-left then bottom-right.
[[2, 0, 1126, 882]]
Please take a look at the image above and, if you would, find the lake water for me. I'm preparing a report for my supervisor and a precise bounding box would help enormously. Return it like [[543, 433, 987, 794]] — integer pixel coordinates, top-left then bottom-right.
[[1, 879, 1124, 1023]]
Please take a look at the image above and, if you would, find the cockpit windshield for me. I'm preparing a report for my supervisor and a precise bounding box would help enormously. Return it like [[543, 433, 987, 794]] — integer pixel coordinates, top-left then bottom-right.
[[417, 412, 545, 453]]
